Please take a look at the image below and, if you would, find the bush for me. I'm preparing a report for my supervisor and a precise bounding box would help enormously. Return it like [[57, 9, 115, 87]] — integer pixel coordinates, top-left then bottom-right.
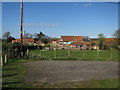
[[2, 42, 44, 59], [2, 42, 21, 58], [104, 45, 111, 51]]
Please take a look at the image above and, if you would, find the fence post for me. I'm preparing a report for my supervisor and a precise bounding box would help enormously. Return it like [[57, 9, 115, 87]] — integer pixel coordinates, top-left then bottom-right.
[[111, 52, 112, 60], [5, 54, 7, 64], [27, 49, 29, 58], [68, 49, 70, 57], [111, 48, 112, 60], [46, 50, 47, 59], [97, 49, 99, 58], [1, 56, 3, 66], [54, 49, 56, 59], [83, 50, 85, 59], [40, 50, 41, 57]]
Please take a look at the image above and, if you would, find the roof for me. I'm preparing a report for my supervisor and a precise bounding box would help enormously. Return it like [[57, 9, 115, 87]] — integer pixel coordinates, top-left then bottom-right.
[[36, 40, 41, 44], [61, 36, 75, 42], [70, 41, 84, 45], [12, 39, 34, 43], [52, 40, 58, 41], [105, 38, 114, 43], [75, 36, 82, 41], [61, 36, 83, 42], [84, 42, 91, 45], [70, 41, 91, 45]]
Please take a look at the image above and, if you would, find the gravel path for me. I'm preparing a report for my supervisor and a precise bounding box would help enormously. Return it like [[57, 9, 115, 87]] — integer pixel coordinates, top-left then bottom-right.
[[24, 61, 118, 83]]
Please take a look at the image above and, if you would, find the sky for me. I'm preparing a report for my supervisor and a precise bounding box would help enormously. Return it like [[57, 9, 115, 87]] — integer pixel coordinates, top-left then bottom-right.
[[2, 2, 118, 38]]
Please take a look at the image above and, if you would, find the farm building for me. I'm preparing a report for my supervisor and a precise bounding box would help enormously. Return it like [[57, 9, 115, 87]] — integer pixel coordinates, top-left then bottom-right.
[[59, 36, 91, 49], [12, 39, 34, 45], [50, 39, 58, 46]]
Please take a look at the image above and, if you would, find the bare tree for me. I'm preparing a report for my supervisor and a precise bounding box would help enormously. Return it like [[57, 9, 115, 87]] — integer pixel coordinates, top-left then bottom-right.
[[2, 32, 10, 39], [113, 28, 120, 38], [97, 33, 105, 50], [34, 33, 38, 39], [23, 33, 33, 39], [113, 28, 120, 46]]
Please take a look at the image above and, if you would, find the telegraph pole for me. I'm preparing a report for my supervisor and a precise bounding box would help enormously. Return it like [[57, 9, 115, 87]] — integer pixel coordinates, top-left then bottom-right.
[[20, 0, 23, 57]]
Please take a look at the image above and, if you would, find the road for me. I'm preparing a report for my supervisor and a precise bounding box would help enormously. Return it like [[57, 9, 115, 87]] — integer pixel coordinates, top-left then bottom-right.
[[24, 61, 118, 83]]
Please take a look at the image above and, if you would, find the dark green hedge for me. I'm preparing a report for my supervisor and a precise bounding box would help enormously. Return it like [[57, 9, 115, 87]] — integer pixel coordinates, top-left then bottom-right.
[[2, 42, 43, 58]]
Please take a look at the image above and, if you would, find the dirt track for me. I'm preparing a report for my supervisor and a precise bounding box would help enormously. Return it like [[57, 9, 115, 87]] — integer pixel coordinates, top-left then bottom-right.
[[24, 61, 118, 83]]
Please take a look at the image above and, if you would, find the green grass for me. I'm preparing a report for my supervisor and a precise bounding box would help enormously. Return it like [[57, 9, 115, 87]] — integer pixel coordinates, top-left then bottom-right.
[[2, 58, 119, 88], [29, 50, 119, 61], [28, 78, 119, 88], [2, 59, 31, 88]]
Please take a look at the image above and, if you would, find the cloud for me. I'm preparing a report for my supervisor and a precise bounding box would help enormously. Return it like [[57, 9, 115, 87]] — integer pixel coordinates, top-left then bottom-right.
[[83, 3, 92, 6], [20, 23, 63, 29], [23, 23, 63, 27]]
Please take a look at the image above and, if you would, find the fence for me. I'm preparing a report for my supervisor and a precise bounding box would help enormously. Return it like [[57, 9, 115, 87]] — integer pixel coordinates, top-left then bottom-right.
[[28, 49, 119, 61], [1, 48, 119, 66]]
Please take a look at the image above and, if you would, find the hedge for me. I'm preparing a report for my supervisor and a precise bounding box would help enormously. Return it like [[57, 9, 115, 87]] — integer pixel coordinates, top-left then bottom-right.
[[2, 42, 43, 59]]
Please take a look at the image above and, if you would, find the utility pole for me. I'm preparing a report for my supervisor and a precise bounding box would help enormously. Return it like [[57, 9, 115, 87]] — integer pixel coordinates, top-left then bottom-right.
[[20, 0, 23, 57]]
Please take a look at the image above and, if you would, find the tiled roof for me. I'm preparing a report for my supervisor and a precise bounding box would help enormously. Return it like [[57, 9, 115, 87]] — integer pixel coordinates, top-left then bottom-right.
[[36, 40, 41, 44], [52, 40, 58, 41], [61, 36, 83, 42], [84, 42, 91, 45], [70, 41, 84, 45], [61, 36, 75, 41], [105, 38, 114, 43], [75, 36, 82, 41], [70, 41, 91, 45], [12, 39, 34, 43]]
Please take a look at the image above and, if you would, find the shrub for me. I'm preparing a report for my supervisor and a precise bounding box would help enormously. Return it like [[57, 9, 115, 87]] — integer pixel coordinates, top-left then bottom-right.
[[104, 45, 111, 51], [2, 42, 21, 58], [2, 42, 43, 59]]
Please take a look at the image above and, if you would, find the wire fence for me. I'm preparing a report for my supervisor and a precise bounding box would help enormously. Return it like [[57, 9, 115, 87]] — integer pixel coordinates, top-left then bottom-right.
[[1, 49, 119, 66], [29, 49, 119, 61]]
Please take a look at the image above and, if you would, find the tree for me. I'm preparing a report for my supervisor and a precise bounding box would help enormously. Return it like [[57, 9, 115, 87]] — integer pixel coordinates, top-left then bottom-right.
[[97, 33, 105, 50], [41, 38, 49, 44], [113, 28, 120, 46], [33, 33, 38, 39], [37, 32, 46, 40], [52, 37, 58, 40], [2, 32, 10, 39], [35, 32, 51, 44], [113, 28, 120, 38], [7, 36, 15, 43], [23, 33, 33, 39], [29, 34, 33, 39]]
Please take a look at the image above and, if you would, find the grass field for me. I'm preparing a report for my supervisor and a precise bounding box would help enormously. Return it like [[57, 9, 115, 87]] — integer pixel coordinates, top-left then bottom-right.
[[2, 59, 119, 88], [29, 49, 119, 61], [2, 59, 30, 88], [28, 78, 119, 88]]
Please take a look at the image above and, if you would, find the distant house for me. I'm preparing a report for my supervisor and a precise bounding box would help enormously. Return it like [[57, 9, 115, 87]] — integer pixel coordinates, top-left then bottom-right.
[[50, 39, 58, 46], [60, 36, 82, 42], [12, 39, 34, 45], [102, 38, 115, 49], [92, 45, 99, 50], [91, 38, 115, 50], [59, 36, 91, 49], [36, 40, 43, 45], [104, 38, 114, 43]]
